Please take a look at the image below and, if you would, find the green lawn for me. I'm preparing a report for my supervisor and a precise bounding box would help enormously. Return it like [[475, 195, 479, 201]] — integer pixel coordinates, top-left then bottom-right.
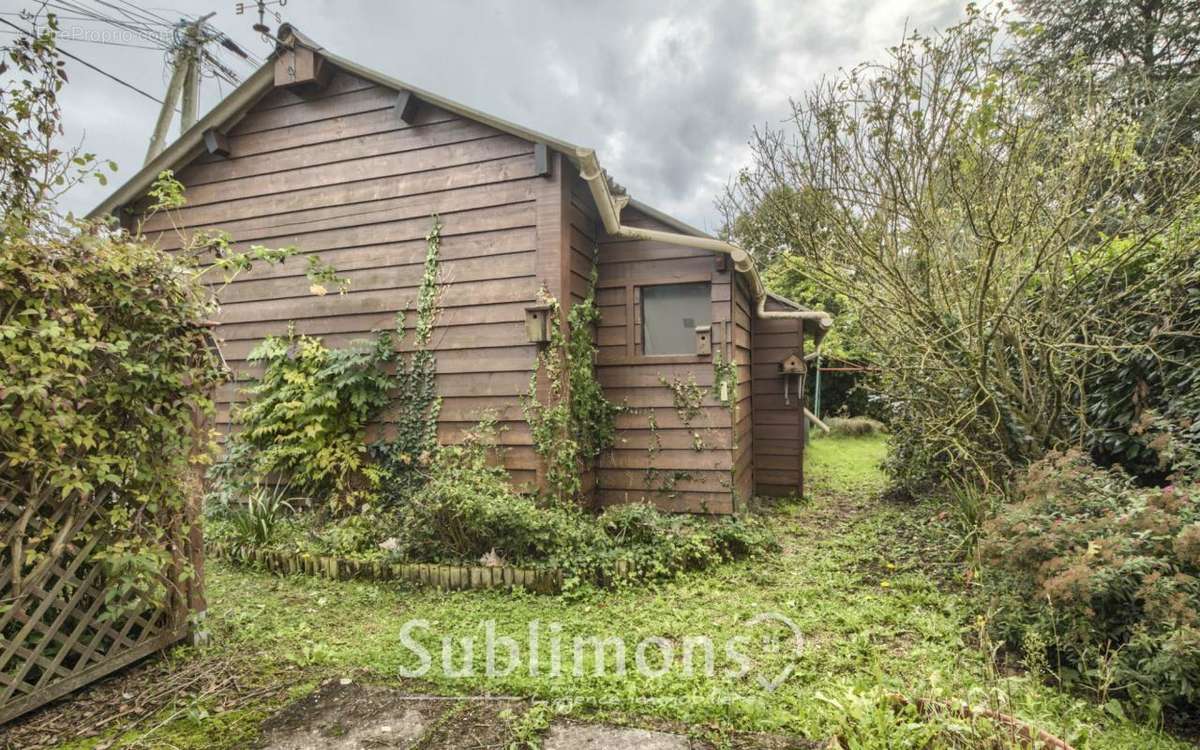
[[804, 432, 889, 492], [46, 435, 1191, 749]]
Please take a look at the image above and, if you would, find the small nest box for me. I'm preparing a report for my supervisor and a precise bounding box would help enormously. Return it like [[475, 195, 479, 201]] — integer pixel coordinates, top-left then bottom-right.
[[779, 353, 806, 375], [525, 304, 553, 343]]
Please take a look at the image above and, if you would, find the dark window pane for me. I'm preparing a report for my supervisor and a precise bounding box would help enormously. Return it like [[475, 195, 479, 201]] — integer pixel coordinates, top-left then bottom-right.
[[642, 283, 711, 355]]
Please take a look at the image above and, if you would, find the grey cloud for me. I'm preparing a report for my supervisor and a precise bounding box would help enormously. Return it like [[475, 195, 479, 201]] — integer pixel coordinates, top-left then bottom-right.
[[12, 0, 966, 228]]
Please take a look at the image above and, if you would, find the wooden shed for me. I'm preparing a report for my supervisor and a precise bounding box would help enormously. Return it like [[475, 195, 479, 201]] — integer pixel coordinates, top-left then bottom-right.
[[91, 26, 831, 513]]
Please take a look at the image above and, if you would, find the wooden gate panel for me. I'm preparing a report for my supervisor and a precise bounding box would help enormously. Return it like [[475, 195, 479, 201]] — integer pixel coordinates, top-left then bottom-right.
[[0, 487, 190, 725]]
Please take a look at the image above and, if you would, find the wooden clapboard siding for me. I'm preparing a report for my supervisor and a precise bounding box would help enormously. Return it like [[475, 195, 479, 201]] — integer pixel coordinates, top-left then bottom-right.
[[595, 207, 735, 514], [125, 70, 552, 483], [751, 296, 806, 497], [732, 275, 755, 506]]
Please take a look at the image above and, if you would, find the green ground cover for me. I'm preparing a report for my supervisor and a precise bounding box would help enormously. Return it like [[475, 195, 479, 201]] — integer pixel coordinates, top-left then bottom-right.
[[43, 435, 1192, 749]]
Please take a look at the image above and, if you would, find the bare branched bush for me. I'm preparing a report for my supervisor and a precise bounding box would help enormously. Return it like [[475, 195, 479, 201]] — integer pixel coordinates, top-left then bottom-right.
[[723, 8, 1200, 490]]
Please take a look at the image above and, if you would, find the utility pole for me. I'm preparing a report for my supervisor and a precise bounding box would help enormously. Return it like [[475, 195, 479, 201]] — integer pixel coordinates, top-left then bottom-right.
[[145, 12, 216, 164]]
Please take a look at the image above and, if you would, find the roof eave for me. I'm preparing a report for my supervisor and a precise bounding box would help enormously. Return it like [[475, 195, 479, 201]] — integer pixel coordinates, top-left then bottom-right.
[[87, 63, 275, 219]]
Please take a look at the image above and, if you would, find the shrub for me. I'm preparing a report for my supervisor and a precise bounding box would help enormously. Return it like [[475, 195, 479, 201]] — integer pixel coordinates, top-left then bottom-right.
[[226, 482, 299, 546], [595, 503, 779, 580], [212, 331, 397, 511], [384, 419, 776, 585], [724, 6, 1200, 492], [823, 416, 887, 438], [210, 216, 443, 512], [979, 450, 1200, 718], [388, 419, 581, 562], [0, 223, 227, 612]]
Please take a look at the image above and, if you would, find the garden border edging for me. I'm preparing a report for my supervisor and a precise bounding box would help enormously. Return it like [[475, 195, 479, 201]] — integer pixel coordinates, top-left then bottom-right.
[[207, 542, 564, 594]]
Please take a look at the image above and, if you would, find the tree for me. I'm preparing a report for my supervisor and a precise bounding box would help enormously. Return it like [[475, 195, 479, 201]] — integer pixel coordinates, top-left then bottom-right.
[[0, 12, 115, 232], [1016, 0, 1200, 206], [1015, 0, 1200, 80], [722, 7, 1200, 489]]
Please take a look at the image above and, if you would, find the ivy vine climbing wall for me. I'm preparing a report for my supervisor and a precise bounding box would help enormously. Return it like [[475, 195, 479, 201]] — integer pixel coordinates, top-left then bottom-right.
[[523, 267, 616, 506], [374, 216, 444, 496]]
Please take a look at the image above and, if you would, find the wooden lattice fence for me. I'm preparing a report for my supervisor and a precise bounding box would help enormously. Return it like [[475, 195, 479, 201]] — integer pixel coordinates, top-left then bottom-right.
[[0, 482, 203, 725]]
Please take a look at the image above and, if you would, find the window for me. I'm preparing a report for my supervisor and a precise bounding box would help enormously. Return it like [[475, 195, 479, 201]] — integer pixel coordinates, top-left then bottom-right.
[[641, 282, 711, 355]]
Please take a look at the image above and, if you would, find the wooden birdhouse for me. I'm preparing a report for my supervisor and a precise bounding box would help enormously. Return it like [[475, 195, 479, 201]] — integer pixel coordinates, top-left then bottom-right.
[[779, 353, 805, 375], [694, 325, 712, 356], [274, 44, 332, 94], [524, 304, 553, 343]]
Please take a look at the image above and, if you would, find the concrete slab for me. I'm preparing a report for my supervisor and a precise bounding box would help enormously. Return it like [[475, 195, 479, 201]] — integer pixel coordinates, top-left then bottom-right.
[[544, 722, 691, 750], [258, 682, 437, 750]]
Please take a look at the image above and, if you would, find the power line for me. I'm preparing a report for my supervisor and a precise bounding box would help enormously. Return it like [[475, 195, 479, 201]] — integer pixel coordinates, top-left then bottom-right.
[[46, 1, 174, 49], [0, 16, 166, 105]]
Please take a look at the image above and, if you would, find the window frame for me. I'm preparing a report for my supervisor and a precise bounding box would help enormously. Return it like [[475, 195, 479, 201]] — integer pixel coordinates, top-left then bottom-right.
[[631, 278, 714, 363]]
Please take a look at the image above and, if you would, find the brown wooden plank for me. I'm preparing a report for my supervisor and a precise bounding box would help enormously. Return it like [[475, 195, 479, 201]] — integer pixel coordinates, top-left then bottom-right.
[[182, 117, 499, 187], [193, 227, 535, 287], [155, 199, 535, 255], [598, 449, 732, 471], [614, 428, 732, 451], [215, 276, 538, 326], [143, 154, 536, 231], [216, 300, 531, 341], [251, 72, 377, 110], [595, 490, 732, 515], [148, 173, 536, 239], [196, 105, 457, 165], [218, 250, 534, 304], [218, 320, 530, 361], [228, 85, 399, 136], [177, 135, 532, 207]]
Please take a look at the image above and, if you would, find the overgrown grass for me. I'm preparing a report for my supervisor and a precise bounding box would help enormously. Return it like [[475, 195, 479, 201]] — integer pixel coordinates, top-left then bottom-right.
[[805, 432, 888, 493], [47, 435, 1192, 749]]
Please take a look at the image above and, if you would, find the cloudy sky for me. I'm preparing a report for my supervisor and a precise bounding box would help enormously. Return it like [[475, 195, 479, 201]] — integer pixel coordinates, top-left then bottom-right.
[[6, 0, 964, 230]]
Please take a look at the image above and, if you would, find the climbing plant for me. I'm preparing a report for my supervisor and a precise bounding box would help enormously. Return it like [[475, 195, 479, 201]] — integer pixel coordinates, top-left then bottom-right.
[[373, 217, 444, 496], [523, 267, 616, 505], [0, 161, 323, 615], [660, 372, 706, 424], [213, 215, 445, 511], [712, 350, 737, 408]]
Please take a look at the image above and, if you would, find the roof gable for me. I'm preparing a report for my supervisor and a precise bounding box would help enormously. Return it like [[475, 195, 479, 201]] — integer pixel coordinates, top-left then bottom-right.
[[89, 24, 583, 219], [85, 25, 831, 332]]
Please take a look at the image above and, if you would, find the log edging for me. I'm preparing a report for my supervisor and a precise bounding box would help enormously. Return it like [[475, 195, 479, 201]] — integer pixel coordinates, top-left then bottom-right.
[[207, 542, 564, 594]]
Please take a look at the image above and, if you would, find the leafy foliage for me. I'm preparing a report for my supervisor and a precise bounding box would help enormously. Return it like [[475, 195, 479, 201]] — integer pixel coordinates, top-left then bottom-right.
[[382, 417, 775, 585], [980, 451, 1200, 718], [219, 330, 396, 511], [228, 482, 298, 546], [1016, 0, 1200, 81], [389, 417, 576, 562], [723, 6, 1200, 490], [372, 217, 444, 497], [0, 216, 228, 614], [522, 271, 616, 505], [213, 216, 444, 511], [0, 12, 115, 227], [1075, 222, 1200, 482]]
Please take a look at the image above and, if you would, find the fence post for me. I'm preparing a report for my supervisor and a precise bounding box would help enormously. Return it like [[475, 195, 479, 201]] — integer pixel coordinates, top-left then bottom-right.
[[186, 402, 210, 646]]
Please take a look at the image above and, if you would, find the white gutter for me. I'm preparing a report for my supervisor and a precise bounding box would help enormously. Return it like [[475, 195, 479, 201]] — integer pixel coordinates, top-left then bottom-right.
[[576, 148, 833, 337]]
